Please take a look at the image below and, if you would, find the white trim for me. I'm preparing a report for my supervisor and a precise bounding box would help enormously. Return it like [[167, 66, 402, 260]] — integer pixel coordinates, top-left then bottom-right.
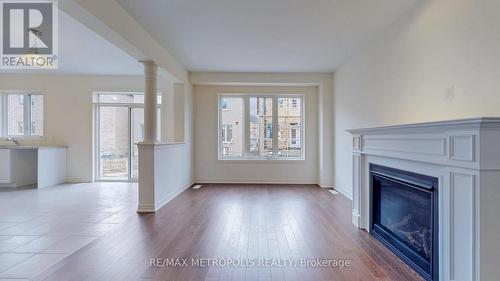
[[449, 172, 455, 280], [1, 95, 6, 137], [64, 178, 92, 183], [352, 211, 361, 228], [334, 186, 353, 200], [137, 181, 193, 213], [244, 95, 250, 157], [215, 159, 305, 163], [136, 203, 156, 213], [449, 134, 476, 162], [194, 178, 318, 185], [271, 96, 279, 156], [348, 118, 500, 281], [137, 142, 187, 149], [347, 117, 500, 135]]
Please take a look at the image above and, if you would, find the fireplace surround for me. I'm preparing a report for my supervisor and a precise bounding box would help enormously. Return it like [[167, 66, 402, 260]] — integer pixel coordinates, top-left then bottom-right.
[[348, 117, 500, 281]]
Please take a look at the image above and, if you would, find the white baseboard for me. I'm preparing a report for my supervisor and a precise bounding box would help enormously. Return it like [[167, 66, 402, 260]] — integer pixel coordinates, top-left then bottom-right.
[[137, 181, 194, 213], [137, 203, 156, 213], [333, 186, 352, 200], [155, 183, 191, 211], [352, 211, 361, 228], [64, 178, 92, 183], [194, 178, 319, 185]]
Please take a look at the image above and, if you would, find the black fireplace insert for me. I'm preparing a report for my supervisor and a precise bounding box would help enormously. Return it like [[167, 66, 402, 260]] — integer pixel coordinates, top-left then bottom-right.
[[370, 164, 438, 281]]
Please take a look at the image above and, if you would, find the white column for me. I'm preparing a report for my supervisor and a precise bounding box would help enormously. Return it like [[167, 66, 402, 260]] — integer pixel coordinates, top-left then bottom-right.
[[142, 60, 158, 143], [138, 60, 158, 213]]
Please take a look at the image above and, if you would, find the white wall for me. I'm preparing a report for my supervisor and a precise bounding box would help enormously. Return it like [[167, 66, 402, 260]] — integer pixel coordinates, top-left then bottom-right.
[[62, 0, 188, 81], [157, 82, 193, 206], [139, 82, 194, 211], [333, 0, 500, 198], [193, 85, 319, 184], [0, 73, 191, 183]]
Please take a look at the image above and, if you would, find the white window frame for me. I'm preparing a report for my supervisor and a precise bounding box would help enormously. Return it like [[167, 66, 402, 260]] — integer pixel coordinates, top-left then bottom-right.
[[0, 91, 44, 138], [218, 94, 305, 161]]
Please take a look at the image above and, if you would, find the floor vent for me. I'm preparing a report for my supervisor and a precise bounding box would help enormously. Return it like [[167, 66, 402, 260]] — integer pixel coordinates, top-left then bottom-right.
[[329, 189, 340, 195], [193, 185, 202, 190]]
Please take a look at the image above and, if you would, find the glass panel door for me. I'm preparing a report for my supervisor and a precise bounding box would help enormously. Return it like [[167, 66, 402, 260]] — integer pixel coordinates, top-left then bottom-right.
[[94, 92, 162, 182], [98, 106, 130, 180], [131, 108, 144, 179]]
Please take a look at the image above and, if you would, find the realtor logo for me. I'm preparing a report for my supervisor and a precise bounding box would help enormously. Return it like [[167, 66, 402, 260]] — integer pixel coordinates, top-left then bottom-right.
[[1, 0, 58, 69]]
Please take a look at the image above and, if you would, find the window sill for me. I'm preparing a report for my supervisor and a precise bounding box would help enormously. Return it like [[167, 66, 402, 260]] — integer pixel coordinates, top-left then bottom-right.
[[217, 158, 305, 163]]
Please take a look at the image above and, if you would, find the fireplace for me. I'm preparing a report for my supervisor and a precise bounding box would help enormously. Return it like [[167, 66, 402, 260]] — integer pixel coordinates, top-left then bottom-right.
[[370, 164, 438, 281]]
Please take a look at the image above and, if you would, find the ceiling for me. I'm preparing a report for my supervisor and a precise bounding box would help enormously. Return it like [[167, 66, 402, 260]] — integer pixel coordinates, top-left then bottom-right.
[[1, 10, 142, 75], [117, 0, 420, 73]]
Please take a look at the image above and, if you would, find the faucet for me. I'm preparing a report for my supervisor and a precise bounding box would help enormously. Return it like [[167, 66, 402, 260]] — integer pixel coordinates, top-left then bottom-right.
[[6, 137, 19, 145]]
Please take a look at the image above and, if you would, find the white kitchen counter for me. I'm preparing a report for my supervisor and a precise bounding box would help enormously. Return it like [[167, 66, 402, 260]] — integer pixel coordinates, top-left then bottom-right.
[[0, 146, 67, 188], [0, 145, 67, 149]]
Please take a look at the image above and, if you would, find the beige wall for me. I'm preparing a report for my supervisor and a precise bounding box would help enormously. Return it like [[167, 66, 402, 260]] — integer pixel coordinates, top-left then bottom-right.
[[333, 0, 500, 198], [0, 73, 191, 183], [193, 85, 319, 184], [190, 72, 334, 187], [154, 82, 194, 206]]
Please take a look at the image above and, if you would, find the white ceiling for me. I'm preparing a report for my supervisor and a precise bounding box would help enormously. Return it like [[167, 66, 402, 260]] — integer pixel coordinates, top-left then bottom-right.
[[1, 10, 142, 75], [117, 0, 419, 73]]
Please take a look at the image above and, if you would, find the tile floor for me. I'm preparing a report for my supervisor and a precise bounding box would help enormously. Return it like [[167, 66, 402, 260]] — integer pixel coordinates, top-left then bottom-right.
[[0, 182, 137, 279]]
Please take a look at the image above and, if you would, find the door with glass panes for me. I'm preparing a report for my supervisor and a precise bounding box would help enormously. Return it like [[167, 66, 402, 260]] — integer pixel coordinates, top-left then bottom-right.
[[95, 93, 161, 181]]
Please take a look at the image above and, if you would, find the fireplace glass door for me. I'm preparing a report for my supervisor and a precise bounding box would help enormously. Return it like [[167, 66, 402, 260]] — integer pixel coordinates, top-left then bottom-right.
[[371, 164, 438, 281]]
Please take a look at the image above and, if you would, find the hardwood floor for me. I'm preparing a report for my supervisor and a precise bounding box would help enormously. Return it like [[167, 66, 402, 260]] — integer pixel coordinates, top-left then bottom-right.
[[1, 183, 423, 281]]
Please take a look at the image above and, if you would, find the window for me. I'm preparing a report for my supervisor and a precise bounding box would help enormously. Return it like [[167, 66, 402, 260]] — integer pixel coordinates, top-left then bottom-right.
[[221, 99, 228, 110], [30, 95, 44, 136], [277, 97, 302, 158], [219, 95, 304, 160], [1, 92, 44, 137], [249, 97, 273, 157], [96, 93, 162, 105], [7, 94, 24, 136], [291, 129, 298, 145], [219, 97, 243, 158]]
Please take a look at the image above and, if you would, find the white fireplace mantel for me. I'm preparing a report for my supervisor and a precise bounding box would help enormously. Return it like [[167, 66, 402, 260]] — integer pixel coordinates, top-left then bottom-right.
[[348, 117, 500, 281]]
